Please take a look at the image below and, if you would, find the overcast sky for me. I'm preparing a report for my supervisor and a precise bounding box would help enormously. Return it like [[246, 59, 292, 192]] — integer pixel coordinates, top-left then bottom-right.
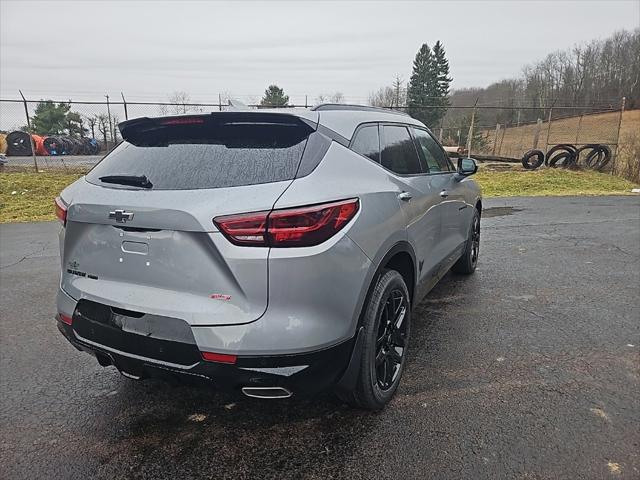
[[1, 0, 638, 103]]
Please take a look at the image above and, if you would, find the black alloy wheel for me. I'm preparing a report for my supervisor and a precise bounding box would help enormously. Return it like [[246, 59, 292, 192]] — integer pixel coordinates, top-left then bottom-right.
[[375, 288, 408, 391]]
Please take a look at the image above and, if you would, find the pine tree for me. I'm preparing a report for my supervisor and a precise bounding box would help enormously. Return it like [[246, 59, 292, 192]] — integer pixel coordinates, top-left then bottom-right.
[[260, 85, 290, 107], [433, 41, 452, 104], [407, 42, 452, 127]]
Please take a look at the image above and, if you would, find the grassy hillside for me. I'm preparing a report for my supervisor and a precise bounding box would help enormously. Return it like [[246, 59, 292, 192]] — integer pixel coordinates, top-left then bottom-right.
[[482, 109, 639, 159]]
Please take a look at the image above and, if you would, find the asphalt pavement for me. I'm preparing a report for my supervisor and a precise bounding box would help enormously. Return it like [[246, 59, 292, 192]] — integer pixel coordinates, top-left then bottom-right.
[[1, 196, 639, 479]]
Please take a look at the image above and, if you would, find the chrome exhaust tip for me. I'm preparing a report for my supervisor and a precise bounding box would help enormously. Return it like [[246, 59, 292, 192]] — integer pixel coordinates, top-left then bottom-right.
[[241, 386, 293, 399]]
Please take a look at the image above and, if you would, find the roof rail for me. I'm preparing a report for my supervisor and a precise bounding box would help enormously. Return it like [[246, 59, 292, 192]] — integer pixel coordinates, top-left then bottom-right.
[[311, 103, 410, 117]]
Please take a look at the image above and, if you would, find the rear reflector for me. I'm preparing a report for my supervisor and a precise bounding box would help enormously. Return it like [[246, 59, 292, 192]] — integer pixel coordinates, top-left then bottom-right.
[[54, 197, 67, 226], [214, 198, 359, 247], [201, 351, 237, 364], [58, 313, 72, 325]]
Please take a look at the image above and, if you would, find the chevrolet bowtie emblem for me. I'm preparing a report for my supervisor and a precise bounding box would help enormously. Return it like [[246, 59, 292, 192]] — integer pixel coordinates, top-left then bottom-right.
[[109, 210, 134, 223]]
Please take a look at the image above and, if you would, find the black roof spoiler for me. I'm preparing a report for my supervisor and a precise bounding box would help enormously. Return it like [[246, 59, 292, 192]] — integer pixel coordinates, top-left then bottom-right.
[[119, 112, 317, 144]]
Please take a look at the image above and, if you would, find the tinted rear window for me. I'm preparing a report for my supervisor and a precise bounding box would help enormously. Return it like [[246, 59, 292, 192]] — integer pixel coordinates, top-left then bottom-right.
[[351, 125, 380, 163], [381, 125, 422, 175], [87, 123, 310, 190]]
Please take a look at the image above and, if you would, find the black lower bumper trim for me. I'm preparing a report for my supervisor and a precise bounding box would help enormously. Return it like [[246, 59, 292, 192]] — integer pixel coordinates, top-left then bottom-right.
[[57, 319, 355, 397]]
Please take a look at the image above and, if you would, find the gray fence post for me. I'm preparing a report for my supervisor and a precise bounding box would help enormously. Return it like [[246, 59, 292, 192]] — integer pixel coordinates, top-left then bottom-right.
[[574, 114, 584, 144], [105, 94, 114, 149], [498, 124, 506, 156], [612, 96, 626, 175], [492, 123, 501, 155], [544, 100, 556, 153], [19, 90, 38, 172], [533, 119, 543, 149], [466, 98, 479, 157], [121, 92, 128, 120]]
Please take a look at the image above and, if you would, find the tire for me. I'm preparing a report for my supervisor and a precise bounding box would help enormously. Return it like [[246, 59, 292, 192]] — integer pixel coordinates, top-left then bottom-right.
[[576, 144, 599, 166], [548, 151, 573, 168], [451, 208, 480, 274], [340, 269, 411, 410], [521, 149, 544, 170], [546, 144, 577, 168]]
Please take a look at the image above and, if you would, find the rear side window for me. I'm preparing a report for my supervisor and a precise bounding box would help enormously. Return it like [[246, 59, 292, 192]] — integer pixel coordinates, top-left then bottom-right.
[[412, 128, 452, 173], [86, 123, 310, 190], [350, 125, 380, 163], [380, 125, 422, 175]]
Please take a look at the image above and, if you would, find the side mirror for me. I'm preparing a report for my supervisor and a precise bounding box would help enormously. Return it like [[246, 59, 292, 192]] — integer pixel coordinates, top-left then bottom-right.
[[457, 157, 478, 176]]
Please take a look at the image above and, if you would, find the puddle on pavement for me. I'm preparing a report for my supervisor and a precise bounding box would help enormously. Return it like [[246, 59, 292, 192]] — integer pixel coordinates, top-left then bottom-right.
[[483, 206, 523, 218]]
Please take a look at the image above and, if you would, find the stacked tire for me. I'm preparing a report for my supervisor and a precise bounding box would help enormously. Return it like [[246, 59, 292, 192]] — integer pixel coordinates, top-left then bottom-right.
[[5, 131, 103, 156]]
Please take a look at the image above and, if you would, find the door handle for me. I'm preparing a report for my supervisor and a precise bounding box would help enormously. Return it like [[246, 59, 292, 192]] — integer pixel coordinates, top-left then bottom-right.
[[398, 191, 413, 201], [440, 190, 449, 198]]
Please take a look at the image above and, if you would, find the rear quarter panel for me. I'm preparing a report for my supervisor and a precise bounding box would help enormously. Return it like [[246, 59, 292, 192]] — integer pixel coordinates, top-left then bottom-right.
[[273, 143, 410, 337]]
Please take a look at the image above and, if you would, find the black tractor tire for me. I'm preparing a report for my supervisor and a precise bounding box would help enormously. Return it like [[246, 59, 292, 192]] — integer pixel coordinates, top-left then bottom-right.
[[521, 149, 544, 170]]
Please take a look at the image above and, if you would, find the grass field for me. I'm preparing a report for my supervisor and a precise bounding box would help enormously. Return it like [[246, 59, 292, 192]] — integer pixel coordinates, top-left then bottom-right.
[[475, 166, 638, 197], [1, 169, 638, 223]]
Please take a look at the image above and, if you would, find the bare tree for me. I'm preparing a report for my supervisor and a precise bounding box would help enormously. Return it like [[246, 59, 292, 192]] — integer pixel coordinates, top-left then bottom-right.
[[96, 114, 110, 146], [368, 86, 396, 107], [315, 92, 345, 104], [158, 91, 203, 115], [392, 75, 406, 107], [85, 115, 97, 139], [111, 114, 120, 142]]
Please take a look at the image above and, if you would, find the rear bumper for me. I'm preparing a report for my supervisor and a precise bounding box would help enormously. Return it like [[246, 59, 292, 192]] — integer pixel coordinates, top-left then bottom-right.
[[57, 315, 355, 397]]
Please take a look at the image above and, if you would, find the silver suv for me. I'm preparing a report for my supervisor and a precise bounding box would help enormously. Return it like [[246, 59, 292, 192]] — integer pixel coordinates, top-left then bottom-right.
[[55, 105, 481, 410]]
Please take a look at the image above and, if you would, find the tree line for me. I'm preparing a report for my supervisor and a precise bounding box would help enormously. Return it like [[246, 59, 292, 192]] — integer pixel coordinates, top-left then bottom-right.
[[447, 28, 639, 127]]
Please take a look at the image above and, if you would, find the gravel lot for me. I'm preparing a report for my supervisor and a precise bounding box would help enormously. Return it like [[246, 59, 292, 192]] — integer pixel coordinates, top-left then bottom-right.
[[1, 196, 638, 479]]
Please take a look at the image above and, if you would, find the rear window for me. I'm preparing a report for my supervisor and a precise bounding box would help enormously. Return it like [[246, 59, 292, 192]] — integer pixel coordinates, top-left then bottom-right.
[[86, 123, 310, 190]]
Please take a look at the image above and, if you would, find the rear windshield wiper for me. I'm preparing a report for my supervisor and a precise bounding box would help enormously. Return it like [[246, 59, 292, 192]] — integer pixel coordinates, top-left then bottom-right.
[[99, 175, 153, 189]]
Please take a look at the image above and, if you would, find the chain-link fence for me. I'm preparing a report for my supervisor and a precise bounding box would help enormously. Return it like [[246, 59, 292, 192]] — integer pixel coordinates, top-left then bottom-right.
[[0, 96, 634, 179]]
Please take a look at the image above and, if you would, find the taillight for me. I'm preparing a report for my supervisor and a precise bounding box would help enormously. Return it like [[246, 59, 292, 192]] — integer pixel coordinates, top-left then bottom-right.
[[214, 198, 359, 247], [213, 211, 269, 246], [58, 313, 72, 325], [54, 197, 67, 226], [268, 199, 359, 247]]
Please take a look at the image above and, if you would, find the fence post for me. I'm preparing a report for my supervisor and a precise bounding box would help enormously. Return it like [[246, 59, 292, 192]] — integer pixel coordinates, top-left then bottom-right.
[[544, 100, 556, 153], [466, 98, 479, 157], [574, 114, 584, 145], [492, 123, 501, 155], [612, 96, 626, 175], [121, 92, 128, 120], [105, 94, 113, 149], [438, 127, 443, 143], [19, 90, 38, 172], [219, 93, 222, 111], [498, 124, 506, 156], [532, 119, 543, 149]]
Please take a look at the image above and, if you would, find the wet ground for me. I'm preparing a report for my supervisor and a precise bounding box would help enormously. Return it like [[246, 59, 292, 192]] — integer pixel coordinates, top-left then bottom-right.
[[1, 196, 639, 479]]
